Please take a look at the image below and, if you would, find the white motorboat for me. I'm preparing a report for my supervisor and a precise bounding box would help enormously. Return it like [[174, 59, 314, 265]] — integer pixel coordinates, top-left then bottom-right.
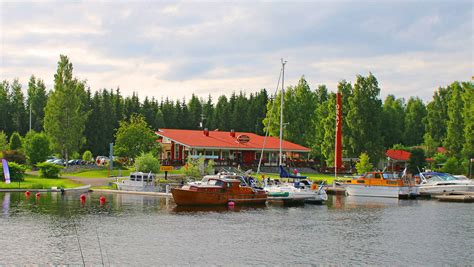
[[114, 172, 158, 192], [264, 179, 328, 203], [418, 172, 474, 195]]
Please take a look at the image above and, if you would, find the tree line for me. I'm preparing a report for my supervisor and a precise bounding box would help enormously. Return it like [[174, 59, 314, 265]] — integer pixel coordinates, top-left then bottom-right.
[[263, 74, 472, 173], [0, 55, 472, 173]]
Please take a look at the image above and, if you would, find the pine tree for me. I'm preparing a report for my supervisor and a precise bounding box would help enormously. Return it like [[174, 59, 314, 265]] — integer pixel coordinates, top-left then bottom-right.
[[10, 79, 27, 135], [27, 75, 48, 132], [188, 94, 202, 130]]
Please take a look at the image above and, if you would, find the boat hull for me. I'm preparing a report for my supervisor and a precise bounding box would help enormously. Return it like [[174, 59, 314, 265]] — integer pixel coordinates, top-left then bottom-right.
[[419, 184, 474, 195], [171, 188, 267, 206], [345, 184, 416, 198]]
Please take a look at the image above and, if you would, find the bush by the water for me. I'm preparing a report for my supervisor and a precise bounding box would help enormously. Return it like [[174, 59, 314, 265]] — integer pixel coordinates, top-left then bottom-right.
[[37, 162, 63, 178], [185, 157, 215, 178], [134, 152, 160, 173], [0, 162, 26, 182], [1, 150, 27, 164]]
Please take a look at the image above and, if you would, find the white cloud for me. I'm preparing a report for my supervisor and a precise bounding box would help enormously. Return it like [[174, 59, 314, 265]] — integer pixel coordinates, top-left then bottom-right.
[[0, 1, 471, 103]]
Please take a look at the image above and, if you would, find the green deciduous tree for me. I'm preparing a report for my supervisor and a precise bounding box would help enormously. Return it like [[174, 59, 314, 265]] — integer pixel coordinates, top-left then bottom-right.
[[24, 131, 51, 166], [381, 95, 405, 148], [444, 82, 465, 158], [44, 55, 89, 163], [461, 82, 474, 161], [403, 97, 426, 146], [346, 73, 384, 164], [114, 114, 158, 158]]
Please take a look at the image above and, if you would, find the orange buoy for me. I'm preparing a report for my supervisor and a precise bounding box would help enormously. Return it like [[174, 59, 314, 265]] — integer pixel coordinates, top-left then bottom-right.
[[25, 191, 31, 197], [99, 196, 106, 204], [35, 192, 40, 198]]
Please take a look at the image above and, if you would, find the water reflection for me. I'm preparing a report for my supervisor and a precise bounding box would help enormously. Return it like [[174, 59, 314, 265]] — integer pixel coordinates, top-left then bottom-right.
[[172, 204, 267, 213], [0, 192, 472, 265]]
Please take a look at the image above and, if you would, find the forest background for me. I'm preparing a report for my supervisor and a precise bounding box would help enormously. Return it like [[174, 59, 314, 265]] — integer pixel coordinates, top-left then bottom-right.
[[0, 55, 472, 173]]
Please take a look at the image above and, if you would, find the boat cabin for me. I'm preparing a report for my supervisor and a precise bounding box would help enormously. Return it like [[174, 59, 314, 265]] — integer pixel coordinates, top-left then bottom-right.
[[347, 171, 411, 187]]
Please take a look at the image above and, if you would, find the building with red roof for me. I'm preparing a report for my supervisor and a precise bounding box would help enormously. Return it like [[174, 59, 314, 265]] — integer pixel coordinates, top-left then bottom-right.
[[155, 128, 310, 166]]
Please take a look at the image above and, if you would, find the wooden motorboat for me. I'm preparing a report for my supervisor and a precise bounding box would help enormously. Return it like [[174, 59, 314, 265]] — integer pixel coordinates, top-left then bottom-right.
[[171, 177, 267, 206]]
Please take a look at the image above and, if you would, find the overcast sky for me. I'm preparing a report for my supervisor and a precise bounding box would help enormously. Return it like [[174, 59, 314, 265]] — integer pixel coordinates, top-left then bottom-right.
[[0, 1, 472, 102]]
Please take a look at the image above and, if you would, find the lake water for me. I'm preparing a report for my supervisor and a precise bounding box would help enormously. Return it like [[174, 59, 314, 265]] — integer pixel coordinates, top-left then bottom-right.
[[0, 192, 473, 265]]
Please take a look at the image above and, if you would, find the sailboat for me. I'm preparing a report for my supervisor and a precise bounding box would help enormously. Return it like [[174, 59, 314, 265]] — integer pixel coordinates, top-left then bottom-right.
[[260, 59, 327, 204]]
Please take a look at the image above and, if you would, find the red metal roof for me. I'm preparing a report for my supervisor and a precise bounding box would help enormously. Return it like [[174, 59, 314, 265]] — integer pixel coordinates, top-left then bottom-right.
[[155, 129, 310, 152], [386, 149, 411, 161]]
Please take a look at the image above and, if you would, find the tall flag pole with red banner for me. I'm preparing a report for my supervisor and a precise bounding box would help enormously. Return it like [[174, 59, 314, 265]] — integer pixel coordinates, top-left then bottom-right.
[[335, 92, 343, 180]]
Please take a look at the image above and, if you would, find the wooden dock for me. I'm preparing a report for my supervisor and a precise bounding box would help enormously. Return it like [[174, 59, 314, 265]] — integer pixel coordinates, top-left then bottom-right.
[[325, 186, 346, 195], [433, 195, 474, 203]]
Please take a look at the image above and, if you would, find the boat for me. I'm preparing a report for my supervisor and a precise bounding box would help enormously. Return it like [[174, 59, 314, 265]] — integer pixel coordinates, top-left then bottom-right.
[[417, 172, 474, 195], [344, 171, 418, 198], [171, 177, 267, 206], [258, 59, 327, 204], [114, 172, 158, 192]]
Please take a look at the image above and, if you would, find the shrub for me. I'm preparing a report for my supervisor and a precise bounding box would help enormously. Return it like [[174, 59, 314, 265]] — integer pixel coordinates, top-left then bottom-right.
[[24, 131, 51, 166], [408, 148, 426, 174], [185, 157, 215, 178], [2, 150, 27, 164], [37, 162, 63, 178], [9, 132, 22, 150], [82, 150, 93, 162], [0, 161, 26, 182], [442, 157, 463, 174], [134, 152, 160, 173], [356, 153, 373, 174]]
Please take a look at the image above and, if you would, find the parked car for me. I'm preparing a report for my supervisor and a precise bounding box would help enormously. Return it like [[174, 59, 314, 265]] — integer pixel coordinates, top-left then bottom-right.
[[96, 156, 110, 166], [52, 159, 66, 166]]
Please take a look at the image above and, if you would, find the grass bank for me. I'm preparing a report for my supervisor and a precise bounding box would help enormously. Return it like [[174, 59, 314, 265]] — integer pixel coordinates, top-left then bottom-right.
[[0, 174, 84, 189]]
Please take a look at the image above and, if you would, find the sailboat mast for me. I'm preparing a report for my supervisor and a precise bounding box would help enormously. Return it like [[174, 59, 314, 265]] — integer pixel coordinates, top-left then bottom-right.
[[279, 58, 286, 166]]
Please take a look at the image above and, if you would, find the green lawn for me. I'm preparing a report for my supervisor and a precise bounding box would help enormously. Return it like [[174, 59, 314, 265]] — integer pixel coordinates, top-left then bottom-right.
[[0, 174, 84, 189], [257, 172, 349, 184], [67, 167, 185, 178], [66, 168, 132, 178]]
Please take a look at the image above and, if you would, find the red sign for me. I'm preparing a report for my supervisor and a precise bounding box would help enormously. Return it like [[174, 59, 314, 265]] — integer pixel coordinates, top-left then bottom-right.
[[237, 134, 250, 144]]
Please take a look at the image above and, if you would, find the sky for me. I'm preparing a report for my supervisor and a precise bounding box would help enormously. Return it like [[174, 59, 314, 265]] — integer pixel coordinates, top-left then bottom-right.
[[0, 0, 472, 102]]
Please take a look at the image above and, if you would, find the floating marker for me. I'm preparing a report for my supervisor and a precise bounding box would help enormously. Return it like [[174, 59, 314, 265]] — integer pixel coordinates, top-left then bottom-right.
[[80, 194, 86, 202], [25, 191, 31, 197], [228, 201, 235, 207], [35, 192, 40, 198], [99, 196, 106, 204]]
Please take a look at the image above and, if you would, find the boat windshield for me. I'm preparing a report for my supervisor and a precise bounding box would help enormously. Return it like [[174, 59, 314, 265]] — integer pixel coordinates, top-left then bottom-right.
[[382, 173, 399, 179], [428, 173, 458, 182]]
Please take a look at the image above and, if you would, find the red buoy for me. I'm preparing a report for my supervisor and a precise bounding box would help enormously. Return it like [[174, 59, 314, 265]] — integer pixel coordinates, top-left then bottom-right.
[[35, 192, 41, 198], [80, 194, 86, 202], [228, 201, 235, 208], [99, 196, 106, 205], [25, 191, 31, 197]]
